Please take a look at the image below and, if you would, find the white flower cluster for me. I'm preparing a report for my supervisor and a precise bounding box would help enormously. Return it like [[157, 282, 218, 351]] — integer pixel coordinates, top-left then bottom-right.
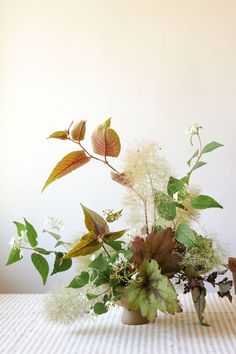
[[44, 285, 100, 325], [44, 216, 64, 232], [113, 253, 128, 267], [186, 123, 202, 136], [9, 230, 28, 252]]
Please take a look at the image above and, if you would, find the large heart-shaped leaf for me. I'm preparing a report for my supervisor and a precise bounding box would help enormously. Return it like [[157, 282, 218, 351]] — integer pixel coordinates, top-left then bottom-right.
[[81, 204, 109, 236], [91, 118, 121, 157], [63, 231, 101, 259], [126, 260, 182, 321], [132, 228, 181, 276], [42, 150, 91, 191]]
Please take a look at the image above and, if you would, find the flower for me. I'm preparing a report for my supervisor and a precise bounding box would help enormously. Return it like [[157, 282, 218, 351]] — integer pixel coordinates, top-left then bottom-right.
[[9, 230, 28, 252], [44, 216, 64, 232], [44, 284, 106, 324], [186, 123, 202, 136]]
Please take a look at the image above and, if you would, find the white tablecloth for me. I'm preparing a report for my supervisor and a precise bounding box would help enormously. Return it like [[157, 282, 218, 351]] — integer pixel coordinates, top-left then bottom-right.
[[0, 294, 235, 354]]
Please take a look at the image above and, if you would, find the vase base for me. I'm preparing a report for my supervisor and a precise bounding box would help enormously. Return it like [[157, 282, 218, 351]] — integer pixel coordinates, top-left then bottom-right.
[[121, 308, 150, 325]]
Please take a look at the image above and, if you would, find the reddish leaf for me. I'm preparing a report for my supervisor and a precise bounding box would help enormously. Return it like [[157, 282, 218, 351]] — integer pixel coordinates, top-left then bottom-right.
[[81, 204, 109, 236], [228, 257, 236, 272], [91, 118, 121, 157], [42, 151, 90, 191], [71, 120, 86, 141], [48, 130, 68, 140], [132, 228, 181, 276], [111, 171, 133, 187]]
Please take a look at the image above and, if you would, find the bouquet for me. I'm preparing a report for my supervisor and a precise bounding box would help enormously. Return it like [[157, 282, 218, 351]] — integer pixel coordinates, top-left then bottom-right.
[[7, 119, 235, 325]]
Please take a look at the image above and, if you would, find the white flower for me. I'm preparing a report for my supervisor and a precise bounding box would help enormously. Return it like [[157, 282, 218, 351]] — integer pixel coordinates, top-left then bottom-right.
[[9, 230, 28, 251], [186, 123, 202, 136], [131, 272, 139, 281], [44, 216, 64, 232], [90, 254, 96, 261]]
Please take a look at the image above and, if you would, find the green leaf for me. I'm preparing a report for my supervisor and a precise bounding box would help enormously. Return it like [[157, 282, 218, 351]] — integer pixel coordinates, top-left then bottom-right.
[[187, 149, 199, 166], [167, 177, 184, 198], [88, 253, 108, 272], [51, 252, 72, 275], [81, 204, 109, 236], [13, 221, 26, 237], [126, 260, 182, 321], [191, 161, 207, 172], [43, 229, 61, 241], [104, 239, 125, 251], [202, 141, 223, 154], [68, 271, 90, 288], [48, 130, 68, 140], [35, 247, 51, 255], [93, 302, 108, 315], [154, 191, 176, 221], [6, 248, 23, 265], [24, 218, 38, 247], [31, 253, 49, 285], [191, 195, 223, 209], [175, 224, 198, 246], [90, 269, 98, 282]]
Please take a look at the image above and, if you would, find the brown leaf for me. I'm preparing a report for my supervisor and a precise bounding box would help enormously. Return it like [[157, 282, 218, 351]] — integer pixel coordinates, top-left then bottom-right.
[[48, 130, 68, 140], [42, 150, 91, 191], [63, 231, 101, 259], [71, 120, 86, 141], [102, 229, 126, 241], [132, 228, 181, 276], [111, 171, 133, 187], [81, 204, 109, 236], [91, 118, 121, 157], [228, 257, 236, 272]]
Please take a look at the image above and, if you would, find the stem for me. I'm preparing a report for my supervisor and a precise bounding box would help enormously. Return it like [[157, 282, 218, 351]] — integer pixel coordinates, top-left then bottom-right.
[[187, 133, 203, 183], [102, 243, 111, 259], [68, 137, 150, 234]]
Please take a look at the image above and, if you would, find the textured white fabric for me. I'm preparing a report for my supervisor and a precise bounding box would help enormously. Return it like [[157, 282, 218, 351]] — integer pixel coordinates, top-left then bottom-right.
[[0, 294, 235, 354]]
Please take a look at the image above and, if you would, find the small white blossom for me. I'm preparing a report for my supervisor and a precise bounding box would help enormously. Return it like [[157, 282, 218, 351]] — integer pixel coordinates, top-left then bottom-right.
[[44, 216, 64, 232], [186, 123, 202, 136], [113, 253, 128, 267], [90, 254, 96, 261], [173, 192, 178, 201], [131, 272, 139, 281], [9, 230, 28, 251]]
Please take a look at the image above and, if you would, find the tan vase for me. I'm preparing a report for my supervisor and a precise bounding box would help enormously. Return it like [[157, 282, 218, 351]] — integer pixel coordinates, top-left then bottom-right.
[[119, 289, 151, 325], [121, 307, 150, 325]]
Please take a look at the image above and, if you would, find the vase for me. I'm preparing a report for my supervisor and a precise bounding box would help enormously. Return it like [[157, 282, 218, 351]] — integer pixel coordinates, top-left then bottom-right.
[[119, 290, 151, 325], [121, 307, 150, 325]]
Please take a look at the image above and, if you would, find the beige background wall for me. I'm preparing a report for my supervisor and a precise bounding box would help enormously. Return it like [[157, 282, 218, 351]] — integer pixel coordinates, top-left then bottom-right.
[[1, 0, 236, 293]]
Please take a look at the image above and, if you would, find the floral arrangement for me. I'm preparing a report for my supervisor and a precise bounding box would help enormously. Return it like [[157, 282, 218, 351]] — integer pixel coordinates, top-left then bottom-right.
[[7, 119, 235, 326]]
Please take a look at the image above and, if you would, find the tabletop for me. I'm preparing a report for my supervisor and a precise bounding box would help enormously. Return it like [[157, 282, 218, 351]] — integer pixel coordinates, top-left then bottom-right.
[[0, 293, 235, 354]]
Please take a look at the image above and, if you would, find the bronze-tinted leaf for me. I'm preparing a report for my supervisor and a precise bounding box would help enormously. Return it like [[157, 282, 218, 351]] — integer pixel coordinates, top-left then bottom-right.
[[71, 120, 86, 141], [81, 204, 109, 236], [63, 231, 101, 259], [91, 118, 121, 157], [111, 171, 133, 187], [228, 257, 236, 272], [42, 150, 91, 191], [48, 130, 68, 140], [132, 228, 181, 276], [103, 229, 126, 241]]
